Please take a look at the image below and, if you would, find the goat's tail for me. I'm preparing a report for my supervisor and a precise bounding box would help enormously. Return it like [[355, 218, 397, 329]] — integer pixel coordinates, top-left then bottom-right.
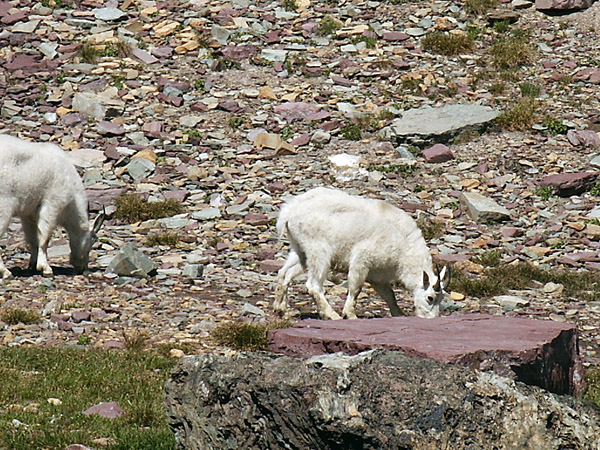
[[276, 202, 291, 239]]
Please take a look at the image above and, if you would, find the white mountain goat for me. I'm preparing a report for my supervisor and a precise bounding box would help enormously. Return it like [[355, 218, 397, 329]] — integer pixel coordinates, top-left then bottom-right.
[[275, 187, 450, 320], [0, 134, 105, 278]]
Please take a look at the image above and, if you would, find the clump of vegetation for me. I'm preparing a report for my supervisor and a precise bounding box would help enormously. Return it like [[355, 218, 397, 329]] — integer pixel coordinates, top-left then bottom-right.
[[228, 117, 246, 129], [492, 20, 512, 33], [114, 193, 184, 223], [465, 0, 498, 15], [421, 32, 474, 56], [489, 82, 506, 95], [417, 217, 445, 240], [536, 186, 554, 200], [368, 163, 415, 177], [351, 34, 378, 48], [0, 346, 177, 450], [590, 180, 600, 197], [496, 97, 538, 131], [282, 0, 297, 11], [41, 0, 73, 9], [586, 367, 600, 407], [1, 308, 42, 325], [450, 262, 600, 300], [543, 117, 569, 135], [489, 33, 537, 69], [340, 123, 362, 141], [121, 329, 151, 352], [318, 15, 342, 36], [78, 40, 132, 64], [520, 82, 541, 98], [79, 42, 102, 64], [145, 232, 181, 247], [472, 249, 502, 267], [211, 321, 292, 351]]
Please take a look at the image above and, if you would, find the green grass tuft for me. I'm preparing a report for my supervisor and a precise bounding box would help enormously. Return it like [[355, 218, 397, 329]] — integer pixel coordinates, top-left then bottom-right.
[[450, 262, 600, 300], [490, 34, 537, 70], [211, 321, 292, 351], [586, 367, 600, 408], [1, 308, 42, 325], [496, 97, 538, 131], [114, 194, 184, 224], [145, 232, 181, 247], [421, 32, 474, 56]]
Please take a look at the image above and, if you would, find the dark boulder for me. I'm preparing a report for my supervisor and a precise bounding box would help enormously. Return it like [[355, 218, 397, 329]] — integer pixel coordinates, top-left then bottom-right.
[[164, 350, 600, 450]]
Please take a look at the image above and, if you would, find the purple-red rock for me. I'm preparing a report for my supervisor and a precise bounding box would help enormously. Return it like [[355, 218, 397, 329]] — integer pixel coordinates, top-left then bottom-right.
[[567, 129, 600, 149], [71, 311, 90, 323], [97, 121, 126, 136], [423, 143, 454, 163], [83, 402, 125, 419], [539, 172, 599, 197], [536, 0, 591, 8], [244, 213, 270, 226], [268, 314, 585, 396], [221, 44, 257, 61], [259, 259, 284, 272], [382, 31, 409, 41]]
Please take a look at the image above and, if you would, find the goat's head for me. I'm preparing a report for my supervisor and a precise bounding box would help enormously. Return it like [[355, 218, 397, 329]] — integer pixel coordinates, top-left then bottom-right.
[[70, 210, 106, 273], [413, 265, 450, 318]]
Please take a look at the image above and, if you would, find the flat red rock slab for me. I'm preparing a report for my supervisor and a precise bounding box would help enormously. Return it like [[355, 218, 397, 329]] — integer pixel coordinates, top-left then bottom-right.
[[268, 314, 584, 396]]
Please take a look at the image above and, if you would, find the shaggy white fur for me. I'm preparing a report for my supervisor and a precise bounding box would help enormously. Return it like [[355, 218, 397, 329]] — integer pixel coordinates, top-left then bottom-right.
[[275, 187, 449, 319], [0, 134, 104, 278]]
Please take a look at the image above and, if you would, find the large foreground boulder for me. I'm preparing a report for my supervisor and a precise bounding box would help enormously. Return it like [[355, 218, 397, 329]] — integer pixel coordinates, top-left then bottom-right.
[[164, 350, 600, 450], [268, 314, 584, 396]]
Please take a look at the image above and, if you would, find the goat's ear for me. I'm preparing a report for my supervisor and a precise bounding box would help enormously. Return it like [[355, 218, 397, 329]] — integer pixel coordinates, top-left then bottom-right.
[[92, 207, 106, 234], [438, 265, 451, 290], [422, 271, 430, 288]]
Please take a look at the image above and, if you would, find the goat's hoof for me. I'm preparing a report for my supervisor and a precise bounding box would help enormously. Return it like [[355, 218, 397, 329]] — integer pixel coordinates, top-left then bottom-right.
[[342, 312, 358, 320], [1, 271, 12, 280], [322, 311, 342, 320]]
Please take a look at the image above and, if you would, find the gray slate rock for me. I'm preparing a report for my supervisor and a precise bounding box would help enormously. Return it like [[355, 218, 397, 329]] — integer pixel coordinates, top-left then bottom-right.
[[164, 350, 600, 450], [106, 242, 157, 277], [92, 7, 127, 21], [381, 104, 499, 144], [126, 157, 155, 182], [460, 191, 511, 222]]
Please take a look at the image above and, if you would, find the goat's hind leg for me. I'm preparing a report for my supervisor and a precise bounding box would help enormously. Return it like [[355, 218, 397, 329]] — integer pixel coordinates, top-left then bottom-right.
[[341, 264, 367, 319], [274, 250, 304, 315]]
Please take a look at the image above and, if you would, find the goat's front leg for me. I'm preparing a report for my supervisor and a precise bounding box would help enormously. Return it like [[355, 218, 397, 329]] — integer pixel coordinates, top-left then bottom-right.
[[372, 282, 402, 317], [22, 218, 39, 271], [35, 209, 55, 276], [0, 255, 11, 279]]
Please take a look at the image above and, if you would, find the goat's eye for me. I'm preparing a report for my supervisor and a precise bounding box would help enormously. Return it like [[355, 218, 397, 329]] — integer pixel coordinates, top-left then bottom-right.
[[427, 296, 434, 304]]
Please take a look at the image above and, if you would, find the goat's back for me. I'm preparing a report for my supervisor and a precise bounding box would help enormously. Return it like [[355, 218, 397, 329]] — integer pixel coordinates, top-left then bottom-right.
[[277, 187, 425, 256], [0, 134, 84, 215]]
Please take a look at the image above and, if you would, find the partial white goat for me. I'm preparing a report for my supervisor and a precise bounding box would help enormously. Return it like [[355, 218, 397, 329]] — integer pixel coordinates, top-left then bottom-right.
[[0, 134, 105, 278], [275, 187, 450, 320]]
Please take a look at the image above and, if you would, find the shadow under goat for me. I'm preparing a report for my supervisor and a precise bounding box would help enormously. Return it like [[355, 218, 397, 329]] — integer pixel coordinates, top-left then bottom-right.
[[0, 134, 105, 278], [275, 187, 450, 320]]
